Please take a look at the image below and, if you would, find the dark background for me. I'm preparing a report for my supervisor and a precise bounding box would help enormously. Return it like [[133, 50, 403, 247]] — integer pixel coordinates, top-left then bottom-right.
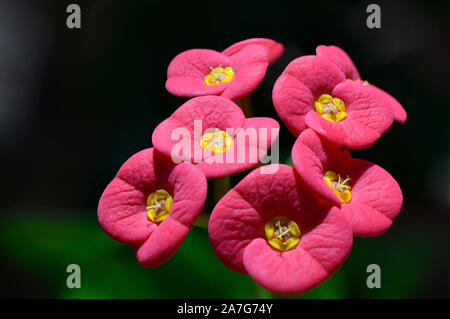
[[0, 0, 448, 298]]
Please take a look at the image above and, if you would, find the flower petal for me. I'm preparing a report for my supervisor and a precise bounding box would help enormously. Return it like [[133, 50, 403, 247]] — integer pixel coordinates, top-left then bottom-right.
[[98, 148, 159, 245], [221, 44, 270, 101], [208, 190, 263, 273], [371, 84, 407, 124], [152, 96, 246, 164], [300, 206, 353, 273], [136, 216, 190, 267], [243, 205, 352, 295], [243, 238, 329, 295], [98, 177, 157, 245], [116, 147, 157, 192], [316, 45, 360, 81], [283, 55, 345, 98], [292, 129, 350, 207], [166, 49, 230, 97], [209, 164, 353, 294], [196, 117, 280, 178], [305, 80, 394, 149], [272, 72, 315, 136], [98, 148, 207, 267], [165, 162, 207, 226], [340, 158, 403, 236], [222, 38, 284, 64]]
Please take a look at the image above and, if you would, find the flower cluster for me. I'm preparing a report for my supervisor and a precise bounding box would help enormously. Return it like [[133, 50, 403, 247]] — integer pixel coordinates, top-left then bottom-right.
[[98, 39, 405, 296]]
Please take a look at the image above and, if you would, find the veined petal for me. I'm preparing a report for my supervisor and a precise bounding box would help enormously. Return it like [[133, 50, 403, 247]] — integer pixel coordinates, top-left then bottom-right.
[[222, 38, 284, 64], [283, 55, 346, 98], [316, 45, 360, 81], [196, 117, 279, 178], [166, 49, 230, 97], [97, 148, 207, 267], [292, 129, 350, 207], [221, 44, 270, 101], [370, 84, 407, 124], [209, 164, 353, 294], [152, 96, 246, 164], [305, 80, 394, 149], [272, 72, 315, 136], [340, 158, 403, 236]]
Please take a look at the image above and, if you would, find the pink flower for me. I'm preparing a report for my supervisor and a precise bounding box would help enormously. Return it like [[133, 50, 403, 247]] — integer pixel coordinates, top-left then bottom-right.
[[316, 45, 407, 124], [272, 47, 405, 149], [152, 96, 279, 178], [292, 129, 403, 237], [222, 38, 284, 64], [166, 44, 270, 101], [208, 164, 353, 295], [97, 148, 207, 267]]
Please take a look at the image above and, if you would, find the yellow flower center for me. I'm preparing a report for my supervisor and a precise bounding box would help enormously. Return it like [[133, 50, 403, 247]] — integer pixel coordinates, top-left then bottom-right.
[[323, 170, 352, 203], [200, 129, 234, 153], [265, 216, 301, 251], [314, 94, 347, 122], [146, 189, 173, 223], [204, 65, 234, 86]]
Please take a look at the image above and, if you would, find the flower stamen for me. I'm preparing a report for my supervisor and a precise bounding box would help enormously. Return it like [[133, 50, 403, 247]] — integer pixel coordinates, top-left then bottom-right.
[[314, 94, 347, 122], [146, 189, 173, 223], [200, 128, 233, 153], [323, 170, 352, 203], [265, 216, 301, 251], [204, 65, 235, 86]]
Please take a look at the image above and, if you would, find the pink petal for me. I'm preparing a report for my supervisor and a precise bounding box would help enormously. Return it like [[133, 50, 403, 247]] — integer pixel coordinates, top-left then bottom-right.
[[272, 73, 315, 136], [208, 190, 263, 273], [152, 96, 246, 164], [283, 55, 345, 98], [165, 76, 229, 97], [371, 84, 407, 124], [98, 177, 157, 245], [316, 45, 360, 81], [116, 147, 157, 193], [292, 128, 403, 237], [291, 129, 349, 207], [243, 239, 329, 295], [196, 117, 280, 178], [341, 203, 392, 237], [136, 216, 190, 267], [166, 49, 230, 97], [209, 164, 353, 292], [232, 165, 317, 223], [165, 162, 208, 226], [221, 44, 270, 101], [135, 161, 206, 267], [300, 206, 353, 273], [222, 38, 284, 64], [98, 148, 159, 245], [98, 148, 207, 267], [244, 206, 352, 295], [340, 158, 403, 237], [305, 80, 394, 149]]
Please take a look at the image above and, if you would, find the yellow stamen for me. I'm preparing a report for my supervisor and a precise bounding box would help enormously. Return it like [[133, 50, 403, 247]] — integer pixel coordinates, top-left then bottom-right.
[[204, 65, 235, 86], [323, 170, 352, 204], [265, 216, 301, 251], [200, 129, 233, 153], [314, 94, 347, 123], [146, 189, 173, 223]]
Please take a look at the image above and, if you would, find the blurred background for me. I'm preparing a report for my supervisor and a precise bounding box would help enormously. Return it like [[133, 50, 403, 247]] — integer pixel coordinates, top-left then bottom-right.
[[0, 0, 449, 298]]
